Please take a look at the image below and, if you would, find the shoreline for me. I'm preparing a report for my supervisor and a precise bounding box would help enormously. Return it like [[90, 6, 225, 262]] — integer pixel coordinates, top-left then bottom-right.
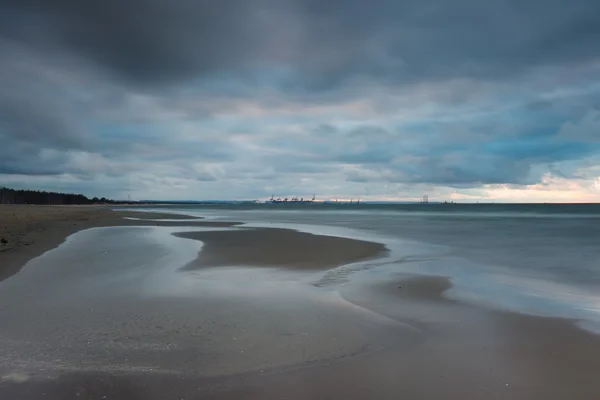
[[0, 205, 239, 282], [1, 205, 600, 399], [0, 205, 388, 278]]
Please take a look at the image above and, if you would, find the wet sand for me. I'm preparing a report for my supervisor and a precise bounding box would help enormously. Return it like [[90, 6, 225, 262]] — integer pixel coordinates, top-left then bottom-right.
[[201, 276, 600, 400], [2, 275, 600, 399], [0, 205, 239, 281], [1, 206, 600, 399], [176, 228, 387, 269]]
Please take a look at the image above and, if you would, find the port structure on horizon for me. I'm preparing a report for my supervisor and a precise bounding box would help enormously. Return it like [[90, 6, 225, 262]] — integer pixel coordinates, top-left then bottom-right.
[[268, 194, 316, 204]]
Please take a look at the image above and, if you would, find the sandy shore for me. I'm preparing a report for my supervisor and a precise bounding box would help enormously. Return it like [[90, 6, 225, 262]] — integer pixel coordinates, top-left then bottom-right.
[[0, 205, 238, 281], [1, 205, 600, 399]]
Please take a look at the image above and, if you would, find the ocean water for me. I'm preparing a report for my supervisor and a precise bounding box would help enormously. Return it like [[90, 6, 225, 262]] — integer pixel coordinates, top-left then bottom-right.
[[125, 203, 600, 332]]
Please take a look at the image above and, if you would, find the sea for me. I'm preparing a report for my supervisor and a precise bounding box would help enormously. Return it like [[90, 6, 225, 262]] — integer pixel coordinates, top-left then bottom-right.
[[124, 203, 600, 333]]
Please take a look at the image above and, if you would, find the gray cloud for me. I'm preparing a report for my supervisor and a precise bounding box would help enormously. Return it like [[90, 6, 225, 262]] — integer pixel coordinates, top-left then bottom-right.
[[2, 0, 599, 88], [1, 0, 600, 199], [0, 0, 292, 85]]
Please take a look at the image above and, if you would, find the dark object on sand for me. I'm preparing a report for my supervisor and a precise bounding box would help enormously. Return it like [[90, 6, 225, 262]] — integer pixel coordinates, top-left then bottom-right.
[[0, 238, 7, 244]]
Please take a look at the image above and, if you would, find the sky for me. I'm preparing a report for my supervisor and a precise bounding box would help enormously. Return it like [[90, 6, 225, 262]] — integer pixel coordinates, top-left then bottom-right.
[[1, 0, 600, 202]]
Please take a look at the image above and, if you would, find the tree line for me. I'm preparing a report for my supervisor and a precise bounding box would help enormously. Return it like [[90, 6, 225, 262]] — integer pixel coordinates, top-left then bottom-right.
[[0, 187, 112, 205]]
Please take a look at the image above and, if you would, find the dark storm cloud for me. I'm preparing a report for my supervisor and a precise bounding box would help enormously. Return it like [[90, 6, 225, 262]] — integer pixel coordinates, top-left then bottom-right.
[[295, 0, 600, 86], [2, 0, 599, 87], [0, 0, 290, 85]]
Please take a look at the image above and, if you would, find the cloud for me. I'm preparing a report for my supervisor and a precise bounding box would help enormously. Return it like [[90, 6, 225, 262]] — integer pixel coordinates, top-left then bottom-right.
[[558, 111, 600, 142], [0, 0, 292, 85], [1, 0, 600, 201], [3, 0, 600, 88]]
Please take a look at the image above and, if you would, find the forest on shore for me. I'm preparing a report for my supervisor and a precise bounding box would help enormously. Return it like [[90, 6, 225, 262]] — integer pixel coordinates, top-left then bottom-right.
[[0, 187, 112, 205]]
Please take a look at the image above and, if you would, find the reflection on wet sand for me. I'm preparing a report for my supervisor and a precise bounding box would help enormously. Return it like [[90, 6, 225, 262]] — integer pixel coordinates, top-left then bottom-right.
[[1, 222, 600, 399]]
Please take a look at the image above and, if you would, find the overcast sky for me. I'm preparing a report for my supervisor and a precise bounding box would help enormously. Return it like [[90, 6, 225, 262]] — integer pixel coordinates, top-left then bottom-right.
[[1, 0, 600, 202]]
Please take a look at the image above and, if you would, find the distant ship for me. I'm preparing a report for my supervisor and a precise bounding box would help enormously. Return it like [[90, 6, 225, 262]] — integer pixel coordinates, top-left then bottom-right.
[[267, 194, 316, 204]]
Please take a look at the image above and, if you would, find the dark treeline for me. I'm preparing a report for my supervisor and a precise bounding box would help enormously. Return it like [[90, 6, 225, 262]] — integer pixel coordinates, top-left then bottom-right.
[[0, 187, 112, 205]]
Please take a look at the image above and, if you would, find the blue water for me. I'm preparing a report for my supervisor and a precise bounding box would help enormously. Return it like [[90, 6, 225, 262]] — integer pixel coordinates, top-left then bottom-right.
[[123, 203, 600, 332]]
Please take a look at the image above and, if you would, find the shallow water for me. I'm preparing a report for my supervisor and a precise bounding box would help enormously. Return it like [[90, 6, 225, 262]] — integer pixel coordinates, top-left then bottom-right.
[[121, 204, 600, 333], [0, 225, 409, 379]]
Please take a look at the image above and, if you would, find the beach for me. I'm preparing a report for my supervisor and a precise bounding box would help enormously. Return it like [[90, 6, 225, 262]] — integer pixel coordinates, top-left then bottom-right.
[[0, 205, 238, 282], [1, 204, 599, 399]]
